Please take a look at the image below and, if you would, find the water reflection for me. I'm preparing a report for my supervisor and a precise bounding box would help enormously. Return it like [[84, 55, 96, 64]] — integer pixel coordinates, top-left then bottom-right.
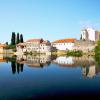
[[0, 54, 100, 79], [11, 62, 24, 74], [17, 55, 53, 68], [53, 56, 100, 79]]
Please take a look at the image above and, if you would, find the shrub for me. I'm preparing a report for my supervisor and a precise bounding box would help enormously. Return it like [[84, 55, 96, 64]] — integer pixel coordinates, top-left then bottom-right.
[[67, 50, 83, 57]]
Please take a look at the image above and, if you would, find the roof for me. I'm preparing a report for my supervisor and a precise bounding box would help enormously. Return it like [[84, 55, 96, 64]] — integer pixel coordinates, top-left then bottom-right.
[[26, 38, 43, 43], [0, 44, 7, 48], [52, 38, 76, 43], [41, 40, 51, 45], [17, 43, 26, 46]]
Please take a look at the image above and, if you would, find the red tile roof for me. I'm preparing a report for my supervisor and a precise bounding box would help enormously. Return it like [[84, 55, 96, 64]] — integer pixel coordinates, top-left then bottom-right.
[[52, 38, 76, 43], [0, 44, 7, 48], [26, 38, 43, 43]]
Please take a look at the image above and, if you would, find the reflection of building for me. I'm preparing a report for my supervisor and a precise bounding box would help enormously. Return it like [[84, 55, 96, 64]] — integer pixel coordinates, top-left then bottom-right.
[[0, 54, 13, 62], [17, 55, 52, 68], [53, 56, 99, 79], [52, 38, 76, 51], [82, 65, 96, 79], [73, 56, 96, 78], [87, 65, 96, 78], [16, 38, 51, 55], [0, 54, 7, 62], [53, 56, 75, 67]]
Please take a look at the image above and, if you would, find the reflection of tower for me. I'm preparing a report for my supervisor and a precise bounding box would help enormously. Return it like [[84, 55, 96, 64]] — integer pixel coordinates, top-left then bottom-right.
[[87, 65, 96, 78], [82, 66, 86, 78], [82, 64, 96, 79]]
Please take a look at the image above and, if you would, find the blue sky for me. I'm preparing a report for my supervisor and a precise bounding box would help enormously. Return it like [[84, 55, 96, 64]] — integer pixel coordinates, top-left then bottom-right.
[[0, 0, 100, 43]]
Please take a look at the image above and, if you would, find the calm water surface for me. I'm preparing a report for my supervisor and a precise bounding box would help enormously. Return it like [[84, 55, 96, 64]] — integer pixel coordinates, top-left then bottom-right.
[[0, 54, 100, 99]]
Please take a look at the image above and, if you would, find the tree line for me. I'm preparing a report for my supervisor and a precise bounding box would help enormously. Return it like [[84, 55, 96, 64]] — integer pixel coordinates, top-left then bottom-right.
[[11, 32, 24, 45], [5, 32, 24, 50]]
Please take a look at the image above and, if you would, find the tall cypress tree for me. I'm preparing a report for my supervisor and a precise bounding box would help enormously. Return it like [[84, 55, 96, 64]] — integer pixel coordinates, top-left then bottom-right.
[[16, 33, 20, 44], [11, 32, 16, 45], [20, 34, 24, 43]]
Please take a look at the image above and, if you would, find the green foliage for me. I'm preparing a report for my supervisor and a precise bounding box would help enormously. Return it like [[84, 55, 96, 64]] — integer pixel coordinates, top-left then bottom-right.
[[5, 42, 8, 45], [11, 32, 16, 45], [16, 33, 20, 44], [67, 50, 83, 57], [94, 40, 100, 66], [80, 34, 82, 40], [20, 34, 24, 43], [6, 44, 16, 49]]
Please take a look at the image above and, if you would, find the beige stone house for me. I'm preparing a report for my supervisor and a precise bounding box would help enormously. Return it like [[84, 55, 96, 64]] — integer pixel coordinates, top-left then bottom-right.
[[16, 38, 51, 55], [0, 43, 7, 53]]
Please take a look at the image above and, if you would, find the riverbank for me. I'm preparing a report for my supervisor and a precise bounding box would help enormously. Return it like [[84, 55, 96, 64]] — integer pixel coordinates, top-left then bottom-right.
[[51, 50, 95, 57]]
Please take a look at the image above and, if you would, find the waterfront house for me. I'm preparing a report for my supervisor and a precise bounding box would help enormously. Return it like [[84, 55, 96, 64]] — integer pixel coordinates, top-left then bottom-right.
[[16, 38, 51, 55], [52, 38, 76, 51], [0, 43, 7, 53]]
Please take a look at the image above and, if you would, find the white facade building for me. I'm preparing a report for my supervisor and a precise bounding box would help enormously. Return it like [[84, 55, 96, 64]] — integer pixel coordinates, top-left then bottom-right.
[[52, 38, 76, 51], [81, 28, 96, 41]]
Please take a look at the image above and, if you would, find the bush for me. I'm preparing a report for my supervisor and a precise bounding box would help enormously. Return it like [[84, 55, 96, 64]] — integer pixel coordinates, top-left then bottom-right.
[[94, 40, 100, 66], [67, 50, 83, 57], [6, 45, 16, 49]]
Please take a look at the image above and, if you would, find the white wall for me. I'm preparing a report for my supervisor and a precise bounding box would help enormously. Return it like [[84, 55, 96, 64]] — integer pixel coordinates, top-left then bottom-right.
[[53, 42, 74, 50], [81, 30, 87, 40], [40, 44, 51, 52], [87, 28, 95, 41], [81, 28, 96, 41]]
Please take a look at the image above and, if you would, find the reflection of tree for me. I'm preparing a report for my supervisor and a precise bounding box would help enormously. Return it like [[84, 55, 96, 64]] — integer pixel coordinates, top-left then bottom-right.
[[11, 61, 16, 74], [95, 56, 100, 67], [17, 63, 24, 73], [40, 63, 43, 68], [95, 40, 100, 67], [11, 61, 24, 74], [20, 64, 23, 72], [47, 61, 51, 66], [17, 63, 20, 74]]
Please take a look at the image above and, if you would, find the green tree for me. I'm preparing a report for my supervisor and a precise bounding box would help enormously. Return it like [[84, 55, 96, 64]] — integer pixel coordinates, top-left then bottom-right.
[[80, 34, 82, 40], [16, 33, 20, 44], [5, 42, 8, 45], [20, 34, 24, 43], [11, 32, 16, 45], [95, 40, 100, 66]]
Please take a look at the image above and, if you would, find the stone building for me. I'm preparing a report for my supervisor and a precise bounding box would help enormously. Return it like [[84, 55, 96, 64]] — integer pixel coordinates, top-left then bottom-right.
[[16, 38, 51, 55]]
